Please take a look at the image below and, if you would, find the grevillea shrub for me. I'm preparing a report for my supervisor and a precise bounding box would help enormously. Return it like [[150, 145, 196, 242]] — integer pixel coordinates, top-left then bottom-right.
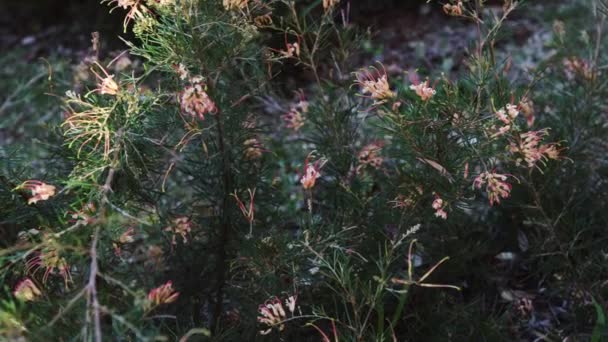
[[1, 0, 606, 340]]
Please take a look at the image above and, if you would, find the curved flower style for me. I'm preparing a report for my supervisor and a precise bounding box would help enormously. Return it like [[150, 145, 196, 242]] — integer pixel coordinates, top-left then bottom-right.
[[257, 295, 297, 335], [300, 154, 325, 190], [147, 281, 179, 307], [357, 141, 384, 173], [25, 248, 71, 288], [509, 130, 561, 168], [16, 180, 56, 205], [13, 278, 42, 302], [473, 171, 513, 206], [355, 64, 396, 105], [164, 217, 192, 245], [432, 195, 448, 219], [410, 80, 436, 101], [179, 79, 218, 120]]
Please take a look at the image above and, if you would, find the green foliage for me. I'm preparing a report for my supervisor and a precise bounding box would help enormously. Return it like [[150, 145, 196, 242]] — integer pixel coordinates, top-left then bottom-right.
[[0, 0, 607, 341]]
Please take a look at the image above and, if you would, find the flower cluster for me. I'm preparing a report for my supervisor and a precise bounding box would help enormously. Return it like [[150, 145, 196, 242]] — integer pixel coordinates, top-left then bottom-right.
[[13, 278, 42, 302], [257, 295, 297, 335], [432, 195, 448, 219], [179, 78, 217, 120], [355, 66, 396, 105], [323, 0, 340, 12], [223, 0, 248, 11], [92, 63, 120, 96], [16, 180, 56, 205], [491, 104, 519, 138], [25, 248, 71, 288], [147, 281, 179, 308], [443, 1, 464, 16], [563, 57, 593, 80], [357, 141, 384, 173], [282, 93, 309, 131], [243, 138, 264, 160], [164, 217, 192, 245], [509, 130, 561, 168], [410, 80, 436, 101], [300, 155, 325, 190], [473, 171, 513, 206]]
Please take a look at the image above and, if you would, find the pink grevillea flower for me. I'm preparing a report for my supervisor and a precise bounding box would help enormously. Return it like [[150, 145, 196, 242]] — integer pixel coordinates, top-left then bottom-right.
[[495, 104, 519, 124], [91, 63, 119, 96], [357, 141, 384, 174], [70, 202, 97, 226], [16, 180, 56, 205], [443, 1, 463, 16], [179, 79, 217, 120], [355, 64, 396, 105], [563, 57, 593, 80], [300, 155, 325, 190], [13, 278, 42, 302], [25, 249, 71, 288], [473, 171, 513, 206], [432, 195, 448, 219], [257, 295, 297, 335], [409, 73, 436, 101], [147, 281, 179, 307], [282, 91, 309, 131], [323, 0, 339, 11], [164, 217, 192, 245], [509, 130, 561, 168]]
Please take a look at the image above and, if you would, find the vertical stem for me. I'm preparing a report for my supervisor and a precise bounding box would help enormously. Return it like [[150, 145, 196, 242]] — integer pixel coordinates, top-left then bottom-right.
[[212, 111, 232, 332]]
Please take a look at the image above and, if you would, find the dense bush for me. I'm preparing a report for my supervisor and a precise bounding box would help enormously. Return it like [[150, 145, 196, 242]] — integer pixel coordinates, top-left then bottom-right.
[[0, 0, 606, 341]]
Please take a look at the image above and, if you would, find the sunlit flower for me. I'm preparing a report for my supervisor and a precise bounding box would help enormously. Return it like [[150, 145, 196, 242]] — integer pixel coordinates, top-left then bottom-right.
[[164, 217, 192, 245], [432, 195, 447, 219], [410, 81, 436, 101], [179, 80, 217, 120], [443, 1, 463, 16], [258, 295, 296, 335], [16, 180, 56, 205], [357, 141, 384, 173], [300, 155, 325, 190], [147, 281, 179, 307], [473, 171, 513, 206], [223, 0, 248, 10], [25, 248, 71, 288], [355, 65, 396, 104], [13, 278, 42, 302]]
